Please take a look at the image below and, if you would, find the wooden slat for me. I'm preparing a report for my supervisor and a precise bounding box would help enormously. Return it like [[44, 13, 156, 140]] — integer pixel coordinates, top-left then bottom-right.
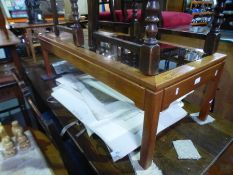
[[39, 32, 226, 92], [162, 62, 225, 109]]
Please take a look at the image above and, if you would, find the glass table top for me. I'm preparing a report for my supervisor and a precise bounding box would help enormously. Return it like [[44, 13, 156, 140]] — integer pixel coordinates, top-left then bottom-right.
[[96, 34, 205, 74]]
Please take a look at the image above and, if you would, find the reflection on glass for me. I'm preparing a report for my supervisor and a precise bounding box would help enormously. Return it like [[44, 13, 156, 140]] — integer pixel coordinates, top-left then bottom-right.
[[96, 38, 205, 74]]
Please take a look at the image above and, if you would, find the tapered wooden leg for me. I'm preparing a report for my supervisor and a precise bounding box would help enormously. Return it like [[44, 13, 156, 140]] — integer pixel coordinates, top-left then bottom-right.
[[139, 90, 163, 169], [27, 29, 37, 63], [23, 31, 31, 57], [198, 64, 224, 120], [41, 46, 52, 77]]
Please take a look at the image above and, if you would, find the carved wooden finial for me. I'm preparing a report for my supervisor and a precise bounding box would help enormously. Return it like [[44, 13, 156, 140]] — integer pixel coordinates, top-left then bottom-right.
[[70, 0, 80, 25], [50, 0, 59, 36], [132, 0, 138, 22], [144, 0, 160, 45], [210, 0, 226, 33], [70, 0, 84, 46]]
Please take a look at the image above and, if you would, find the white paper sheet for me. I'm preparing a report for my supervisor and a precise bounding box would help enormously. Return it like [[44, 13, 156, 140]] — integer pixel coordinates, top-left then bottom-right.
[[52, 74, 188, 162], [56, 74, 133, 104], [173, 140, 201, 160]]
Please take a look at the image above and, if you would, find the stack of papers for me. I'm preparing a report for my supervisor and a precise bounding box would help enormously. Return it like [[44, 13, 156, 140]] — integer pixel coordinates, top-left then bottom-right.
[[52, 74, 188, 161]]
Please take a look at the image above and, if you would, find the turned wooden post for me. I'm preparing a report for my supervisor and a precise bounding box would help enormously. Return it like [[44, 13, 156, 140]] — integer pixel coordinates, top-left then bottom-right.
[[88, 0, 99, 50], [139, 0, 160, 75], [130, 0, 140, 38], [25, 0, 45, 24], [204, 0, 226, 55], [50, 0, 60, 36], [70, 0, 84, 47]]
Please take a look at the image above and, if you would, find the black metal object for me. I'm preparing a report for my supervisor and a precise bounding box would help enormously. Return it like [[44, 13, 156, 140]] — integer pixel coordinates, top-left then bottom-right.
[[25, 0, 46, 24]]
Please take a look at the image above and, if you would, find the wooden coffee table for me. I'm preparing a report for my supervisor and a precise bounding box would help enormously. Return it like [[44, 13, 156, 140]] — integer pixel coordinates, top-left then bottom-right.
[[38, 31, 226, 169]]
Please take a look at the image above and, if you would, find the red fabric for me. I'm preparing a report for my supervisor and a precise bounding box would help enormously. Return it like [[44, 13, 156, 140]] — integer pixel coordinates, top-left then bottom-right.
[[99, 10, 192, 27], [99, 9, 142, 22], [161, 11, 193, 27], [99, 11, 112, 21]]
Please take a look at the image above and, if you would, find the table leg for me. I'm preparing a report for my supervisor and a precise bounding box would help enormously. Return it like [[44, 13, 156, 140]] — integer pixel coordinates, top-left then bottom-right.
[[198, 64, 224, 120], [41, 46, 53, 77], [27, 28, 37, 63], [10, 45, 23, 74], [23, 30, 31, 57], [139, 90, 163, 169]]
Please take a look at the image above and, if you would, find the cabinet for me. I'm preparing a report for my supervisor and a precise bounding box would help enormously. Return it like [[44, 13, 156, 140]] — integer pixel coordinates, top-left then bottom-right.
[[190, 0, 214, 26], [222, 0, 233, 30]]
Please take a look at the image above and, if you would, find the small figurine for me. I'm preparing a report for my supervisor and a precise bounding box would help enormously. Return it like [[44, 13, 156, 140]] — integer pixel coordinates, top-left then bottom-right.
[[11, 120, 30, 150], [15, 130, 31, 150], [2, 136, 17, 158], [11, 120, 23, 137], [0, 122, 8, 140]]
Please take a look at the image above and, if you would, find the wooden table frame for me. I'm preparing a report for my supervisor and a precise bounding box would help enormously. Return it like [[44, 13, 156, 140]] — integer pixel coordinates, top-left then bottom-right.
[[39, 31, 226, 169]]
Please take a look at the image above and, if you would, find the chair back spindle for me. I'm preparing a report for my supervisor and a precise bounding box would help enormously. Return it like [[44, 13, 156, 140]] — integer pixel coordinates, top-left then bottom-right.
[[70, 0, 84, 46], [139, 0, 160, 75]]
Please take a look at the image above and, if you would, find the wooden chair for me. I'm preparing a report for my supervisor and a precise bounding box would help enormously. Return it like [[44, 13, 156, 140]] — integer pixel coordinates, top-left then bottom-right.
[[96, 0, 191, 33], [0, 70, 30, 126], [89, 0, 226, 55]]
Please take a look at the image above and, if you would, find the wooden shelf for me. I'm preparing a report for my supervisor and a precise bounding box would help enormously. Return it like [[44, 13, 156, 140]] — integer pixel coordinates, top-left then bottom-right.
[[190, 1, 213, 26], [191, 22, 208, 26], [191, 1, 213, 5], [7, 16, 65, 23], [192, 11, 213, 16]]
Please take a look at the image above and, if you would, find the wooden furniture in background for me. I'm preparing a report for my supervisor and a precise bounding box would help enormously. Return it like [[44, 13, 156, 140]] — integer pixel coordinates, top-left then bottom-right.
[[50, 0, 84, 47], [10, 21, 73, 63], [190, 0, 214, 26], [166, 0, 185, 11], [0, 30, 22, 73], [222, 0, 233, 30], [159, 0, 226, 55], [0, 72, 30, 126], [89, 0, 226, 56]]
